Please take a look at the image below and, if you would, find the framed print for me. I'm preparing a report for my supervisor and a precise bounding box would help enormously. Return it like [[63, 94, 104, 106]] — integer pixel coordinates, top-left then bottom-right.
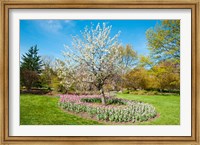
[[0, 0, 199, 144]]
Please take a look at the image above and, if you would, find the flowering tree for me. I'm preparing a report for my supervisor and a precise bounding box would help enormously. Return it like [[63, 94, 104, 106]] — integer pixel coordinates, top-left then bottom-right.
[[55, 59, 78, 93], [61, 23, 121, 105]]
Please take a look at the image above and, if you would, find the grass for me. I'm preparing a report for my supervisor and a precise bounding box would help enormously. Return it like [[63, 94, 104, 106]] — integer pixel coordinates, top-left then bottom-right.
[[20, 93, 180, 125], [117, 93, 180, 125], [20, 94, 102, 125]]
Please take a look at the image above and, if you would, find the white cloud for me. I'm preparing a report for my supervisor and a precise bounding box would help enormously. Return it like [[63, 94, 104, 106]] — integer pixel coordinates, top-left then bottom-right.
[[36, 20, 75, 34], [64, 20, 75, 28], [38, 20, 63, 34], [64, 20, 72, 23]]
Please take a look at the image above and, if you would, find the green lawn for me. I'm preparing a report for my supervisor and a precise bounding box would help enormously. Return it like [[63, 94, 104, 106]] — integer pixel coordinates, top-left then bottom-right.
[[20, 93, 180, 125], [20, 94, 102, 125]]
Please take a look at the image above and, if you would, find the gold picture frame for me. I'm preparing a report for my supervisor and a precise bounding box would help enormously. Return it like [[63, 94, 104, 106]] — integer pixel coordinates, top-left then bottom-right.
[[0, 0, 199, 144]]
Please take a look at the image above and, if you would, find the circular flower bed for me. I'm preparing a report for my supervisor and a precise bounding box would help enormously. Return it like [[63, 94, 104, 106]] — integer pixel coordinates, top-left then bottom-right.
[[59, 94, 157, 123]]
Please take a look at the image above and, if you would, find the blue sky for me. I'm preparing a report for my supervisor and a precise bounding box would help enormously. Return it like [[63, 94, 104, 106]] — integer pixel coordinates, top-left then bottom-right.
[[20, 20, 160, 59]]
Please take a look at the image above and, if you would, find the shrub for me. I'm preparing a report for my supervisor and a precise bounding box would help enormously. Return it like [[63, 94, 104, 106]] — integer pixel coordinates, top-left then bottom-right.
[[130, 90, 159, 95], [122, 89, 130, 94], [106, 98, 126, 105], [81, 97, 102, 103], [81, 97, 126, 105], [146, 91, 159, 95]]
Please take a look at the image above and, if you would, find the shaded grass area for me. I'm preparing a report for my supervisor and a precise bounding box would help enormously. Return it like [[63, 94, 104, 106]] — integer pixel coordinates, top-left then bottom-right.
[[117, 93, 180, 125], [20, 93, 180, 125], [20, 94, 102, 125]]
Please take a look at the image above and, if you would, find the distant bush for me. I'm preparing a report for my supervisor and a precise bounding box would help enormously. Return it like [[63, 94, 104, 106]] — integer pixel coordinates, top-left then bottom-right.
[[20, 88, 51, 95], [56, 84, 68, 94], [147, 91, 159, 95], [130, 90, 159, 95], [131, 90, 147, 95], [122, 89, 130, 94], [128, 90, 179, 95]]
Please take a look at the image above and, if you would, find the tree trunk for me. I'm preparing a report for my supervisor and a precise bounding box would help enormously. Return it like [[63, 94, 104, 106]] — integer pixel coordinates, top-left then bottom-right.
[[27, 85, 31, 92], [100, 88, 106, 105]]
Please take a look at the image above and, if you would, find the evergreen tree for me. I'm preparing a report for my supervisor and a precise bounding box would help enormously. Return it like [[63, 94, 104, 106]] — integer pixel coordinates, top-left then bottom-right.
[[20, 45, 42, 91]]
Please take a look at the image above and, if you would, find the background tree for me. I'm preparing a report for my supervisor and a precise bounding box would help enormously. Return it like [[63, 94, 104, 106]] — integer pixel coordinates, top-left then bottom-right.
[[55, 59, 77, 93], [20, 45, 42, 91], [60, 23, 121, 105], [40, 56, 55, 90], [145, 20, 180, 92], [139, 55, 153, 68], [151, 60, 180, 91], [146, 20, 180, 64], [119, 44, 138, 73], [123, 67, 149, 90], [107, 44, 138, 91]]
